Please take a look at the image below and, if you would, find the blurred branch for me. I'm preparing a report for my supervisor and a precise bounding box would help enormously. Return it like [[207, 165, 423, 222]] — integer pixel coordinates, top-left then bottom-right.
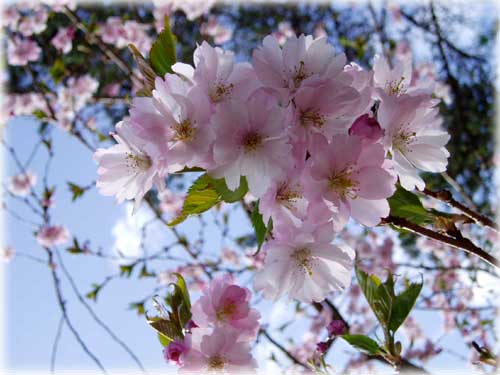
[[259, 328, 310, 370]]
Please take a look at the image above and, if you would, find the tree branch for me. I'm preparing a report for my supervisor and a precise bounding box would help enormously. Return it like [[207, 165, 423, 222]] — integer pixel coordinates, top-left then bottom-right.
[[382, 215, 499, 268]]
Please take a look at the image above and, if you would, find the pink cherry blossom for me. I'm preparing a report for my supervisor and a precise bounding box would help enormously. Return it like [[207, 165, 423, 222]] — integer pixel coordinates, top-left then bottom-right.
[[8, 171, 37, 196], [164, 338, 189, 366], [259, 165, 308, 227], [149, 74, 214, 168], [254, 223, 354, 303], [173, 41, 259, 105], [303, 134, 396, 229], [7, 37, 41, 66], [272, 21, 295, 46], [18, 8, 48, 36], [2, 6, 20, 29], [51, 26, 75, 54], [181, 327, 256, 373], [191, 275, 260, 341], [1, 246, 15, 263], [252, 34, 348, 102], [94, 119, 166, 212], [209, 89, 291, 197], [378, 93, 450, 190], [292, 80, 363, 142], [36, 225, 70, 247], [158, 189, 183, 216]]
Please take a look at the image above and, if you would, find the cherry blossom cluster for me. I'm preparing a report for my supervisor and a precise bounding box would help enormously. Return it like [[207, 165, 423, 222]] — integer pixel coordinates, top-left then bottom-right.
[[94, 33, 450, 303], [164, 275, 259, 372]]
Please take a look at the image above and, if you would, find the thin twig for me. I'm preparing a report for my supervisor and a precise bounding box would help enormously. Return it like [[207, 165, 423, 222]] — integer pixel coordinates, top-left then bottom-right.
[[54, 248, 147, 373], [50, 315, 64, 374]]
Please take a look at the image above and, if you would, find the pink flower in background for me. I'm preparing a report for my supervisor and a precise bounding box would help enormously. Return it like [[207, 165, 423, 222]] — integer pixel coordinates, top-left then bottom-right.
[[1, 246, 15, 263], [158, 189, 183, 216], [182, 327, 256, 373], [18, 8, 48, 36], [254, 223, 354, 303], [191, 275, 260, 341], [378, 93, 450, 190], [7, 37, 41, 66], [36, 225, 70, 247], [94, 119, 166, 212], [102, 83, 121, 97], [209, 90, 291, 197], [252, 34, 348, 102], [303, 134, 396, 229], [51, 26, 75, 54], [272, 21, 295, 46], [2, 6, 20, 29], [349, 114, 384, 143], [164, 338, 189, 366], [8, 171, 37, 196], [201, 16, 233, 45]]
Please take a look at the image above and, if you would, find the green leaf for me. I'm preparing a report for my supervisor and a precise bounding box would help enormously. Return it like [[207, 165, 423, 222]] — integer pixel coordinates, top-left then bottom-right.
[[168, 174, 221, 226], [355, 267, 392, 326], [32, 109, 48, 120], [85, 283, 101, 302], [172, 273, 191, 309], [157, 332, 171, 347], [149, 15, 176, 76], [389, 280, 423, 332], [212, 176, 248, 203], [251, 201, 268, 251], [341, 334, 382, 356], [388, 185, 433, 225], [119, 263, 136, 277], [66, 237, 84, 254], [67, 182, 87, 201], [147, 317, 183, 342], [129, 43, 156, 93], [139, 264, 155, 278], [129, 302, 145, 315], [50, 59, 65, 83]]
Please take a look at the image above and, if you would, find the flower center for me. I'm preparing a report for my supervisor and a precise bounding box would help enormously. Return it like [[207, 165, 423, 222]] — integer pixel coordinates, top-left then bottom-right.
[[299, 109, 325, 128], [291, 248, 313, 276], [392, 128, 416, 154], [216, 302, 236, 321], [292, 61, 310, 88], [385, 76, 407, 96], [328, 167, 358, 199], [209, 82, 234, 103], [276, 183, 302, 209], [172, 119, 196, 142], [125, 152, 151, 172], [208, 355, 225, 371], [241, 131, 263, 153]]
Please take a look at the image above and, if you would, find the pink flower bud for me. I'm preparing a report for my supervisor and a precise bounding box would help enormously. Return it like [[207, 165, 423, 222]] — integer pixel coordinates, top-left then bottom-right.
[[163, 339, 188, 366], [316, 341, 329, 354], [349, 114, 384, 143], [327, 320, 346, 337]]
